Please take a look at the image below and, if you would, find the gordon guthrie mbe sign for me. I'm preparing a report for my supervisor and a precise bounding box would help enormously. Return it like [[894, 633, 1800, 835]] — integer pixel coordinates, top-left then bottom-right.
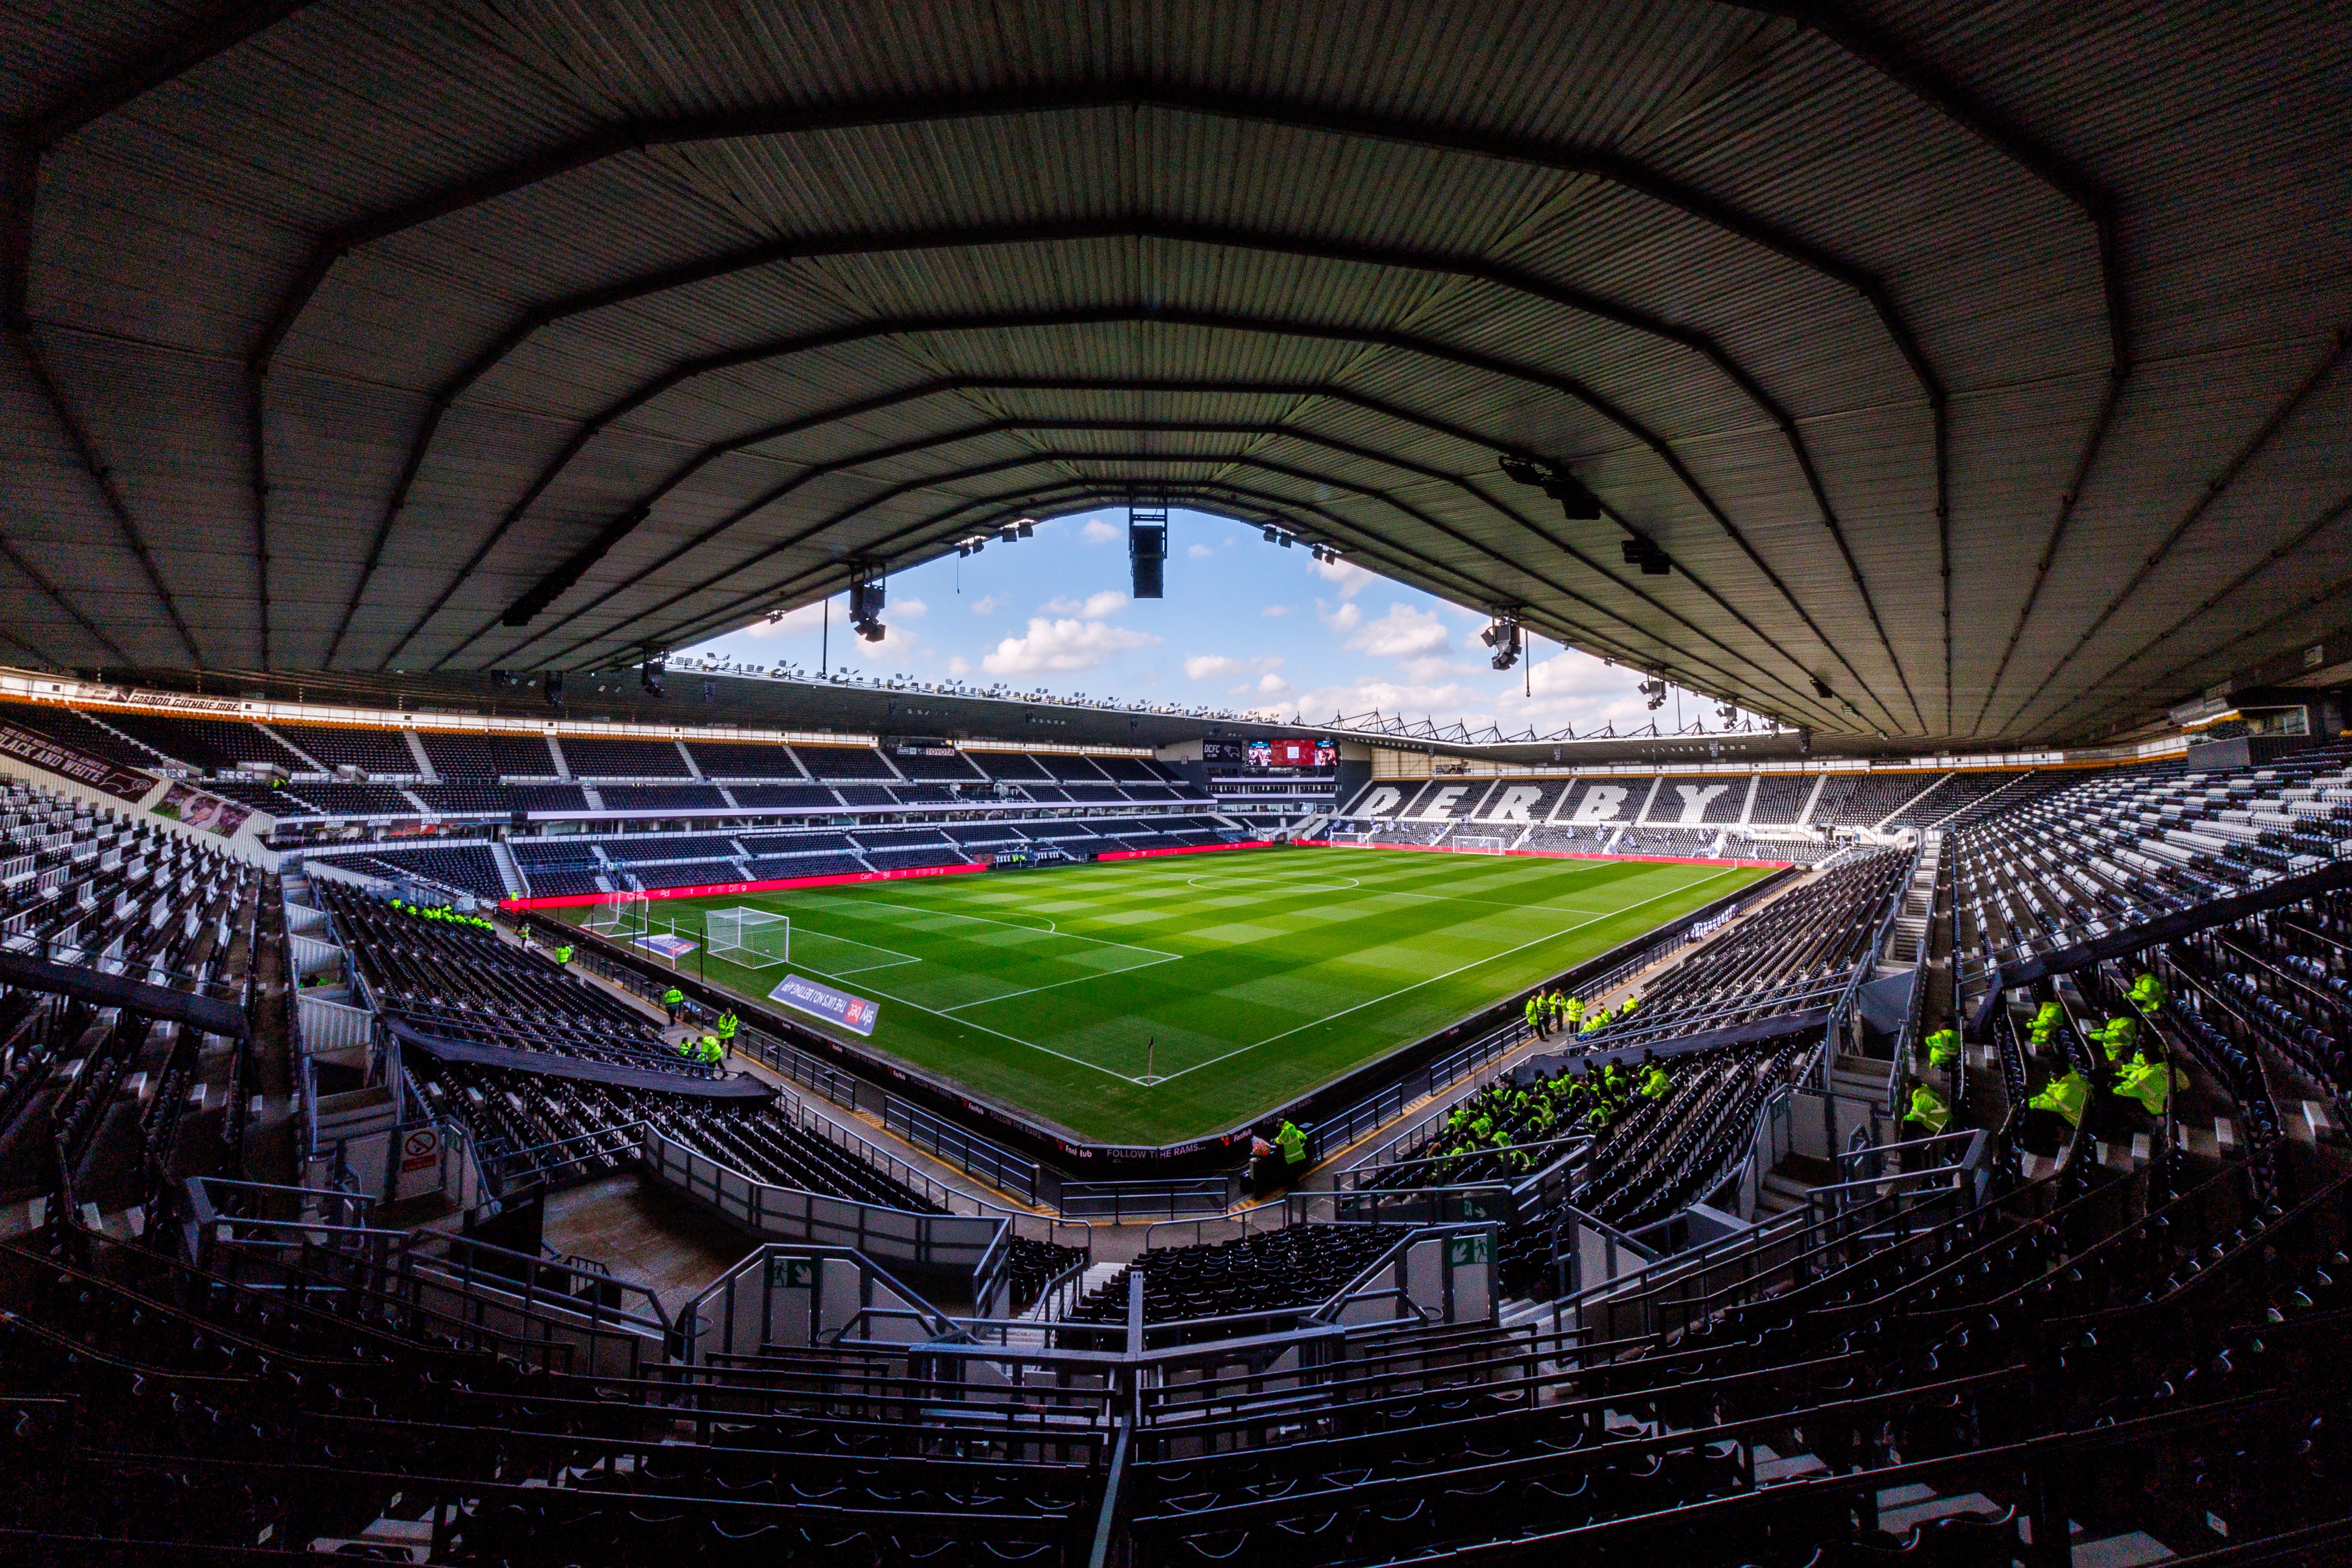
[[769, 973, 882, 1036]]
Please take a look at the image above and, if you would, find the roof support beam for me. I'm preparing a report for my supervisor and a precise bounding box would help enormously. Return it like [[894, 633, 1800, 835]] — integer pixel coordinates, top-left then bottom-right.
[[592, 475, 1768, 722], [2034, 482, 2352, 741], [509, 446, 1854, 733], [1731, 0, 2124, 739], [323, 217, 1868, 670], [379, 304, 1911, 734], [0, 528, 133, 666], [0, 4, 309, 670], [2002, 328, 2352, 736], [244, 85, 1954, 720], [470, 414, 1854, 729], [479, 374, 1622, 630], [1, 327, 203, 666]]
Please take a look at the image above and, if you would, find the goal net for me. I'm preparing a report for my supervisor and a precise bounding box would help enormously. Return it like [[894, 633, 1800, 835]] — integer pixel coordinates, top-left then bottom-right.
[[1454, 835, 1509, 855], [706, 907, 789, 968], [584, 888, 648, 935]]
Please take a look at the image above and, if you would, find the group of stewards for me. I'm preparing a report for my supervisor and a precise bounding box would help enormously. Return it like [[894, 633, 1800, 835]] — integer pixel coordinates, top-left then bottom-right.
[[659, 982, 740, 1068], [1523, 989, 1641, 1040], [1904, 969, 2181, 1150], [1431, 1056, 1672, 1174], [389, 897, 495, 933], [2019, 971, 2182, 1148]]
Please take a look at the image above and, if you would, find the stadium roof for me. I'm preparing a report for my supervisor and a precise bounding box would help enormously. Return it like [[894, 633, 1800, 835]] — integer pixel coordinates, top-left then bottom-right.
[[3, 1, 2346, 749]]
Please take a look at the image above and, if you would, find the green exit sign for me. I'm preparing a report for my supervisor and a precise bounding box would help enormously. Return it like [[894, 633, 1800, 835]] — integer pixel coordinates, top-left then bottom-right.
[[767, 1257, 817, 1289], [1446, 1234, 1492, 1267]]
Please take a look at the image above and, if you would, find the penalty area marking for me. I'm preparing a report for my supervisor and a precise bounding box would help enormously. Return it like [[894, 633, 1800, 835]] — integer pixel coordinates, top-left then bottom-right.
[[840, 895, 1177, 961], [787, 928, 923, 978]]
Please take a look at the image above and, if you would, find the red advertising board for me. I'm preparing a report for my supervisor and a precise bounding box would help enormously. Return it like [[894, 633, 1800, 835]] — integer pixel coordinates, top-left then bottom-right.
[[501, 858, 985, 910]]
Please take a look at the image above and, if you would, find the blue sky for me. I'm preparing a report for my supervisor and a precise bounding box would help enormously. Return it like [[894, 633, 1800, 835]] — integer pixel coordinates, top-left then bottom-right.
[[683, 506, 1694, 734]]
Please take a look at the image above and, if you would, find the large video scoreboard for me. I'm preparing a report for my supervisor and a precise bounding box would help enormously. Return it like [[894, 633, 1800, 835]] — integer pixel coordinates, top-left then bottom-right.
[[1205, 737, 1336, 769]]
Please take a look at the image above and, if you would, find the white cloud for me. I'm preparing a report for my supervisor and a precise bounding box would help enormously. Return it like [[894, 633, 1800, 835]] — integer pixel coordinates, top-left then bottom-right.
[[1287, 673, 1491, 730], [1185, 653, 1283, 681], [980, 617, 1160, 675], [1316, 600, 1362, 633], [892, 597, 927, 620], [1309, 556, 1377, 598], [1487, 649, 1651, 732], [1344, 603, 1448, 658], [1040, 590, 1128, 619], [1080, 518, 1119, 543], [968, 594, 1001, 615], [1261, 605, 1292, 617], [1397, 655, 1475, 683], [945, 655, 972, 677], [1257, 672, 1294, 695], [1188, 543, 1214, 559]]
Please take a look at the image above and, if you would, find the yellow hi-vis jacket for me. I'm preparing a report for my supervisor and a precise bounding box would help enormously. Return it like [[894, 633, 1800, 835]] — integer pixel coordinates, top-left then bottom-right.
[[2028, 1070, 2090, 1128], [1905, 1084, 1951, 1135]]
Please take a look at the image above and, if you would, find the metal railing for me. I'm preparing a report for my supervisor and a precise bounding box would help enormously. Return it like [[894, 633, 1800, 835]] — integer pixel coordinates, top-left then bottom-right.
[[645, 1123, 1007, 1273], [479, 1119, 646, 1192], [1059, 1176, 1231, 1221], [1308, 1016, 1530, 1162], [182, 1176, 667, 1375], [1813, 839, 1924, 1088]]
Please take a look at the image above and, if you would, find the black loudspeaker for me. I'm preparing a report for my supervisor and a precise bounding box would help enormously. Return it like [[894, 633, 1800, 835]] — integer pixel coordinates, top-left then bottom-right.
[[1130, 522, 1166, 598], [511, 809, 528, 829]]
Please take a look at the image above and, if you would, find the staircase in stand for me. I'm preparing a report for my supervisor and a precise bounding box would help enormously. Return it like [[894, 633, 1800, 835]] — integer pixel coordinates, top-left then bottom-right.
[[1888, 830, 1940, 965]]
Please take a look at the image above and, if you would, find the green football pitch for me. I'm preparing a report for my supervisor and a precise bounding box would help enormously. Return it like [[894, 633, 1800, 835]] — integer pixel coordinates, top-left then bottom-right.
[[565, 848, 1770, 1147]]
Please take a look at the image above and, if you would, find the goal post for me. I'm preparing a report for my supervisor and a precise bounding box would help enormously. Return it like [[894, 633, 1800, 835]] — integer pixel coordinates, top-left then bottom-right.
[[1454, 835, 1508, 855], [706, 906, 790, 969], [584, 887, 648, 935]]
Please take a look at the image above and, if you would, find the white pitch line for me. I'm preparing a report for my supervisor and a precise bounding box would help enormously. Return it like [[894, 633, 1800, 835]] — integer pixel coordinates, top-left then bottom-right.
[[841, 894, 1181, 961], [788, 962, 1153, 1085], [791, 928, 923, 971], [1149, 867, 1741, 1087], [937, 951, 1186, 1014]]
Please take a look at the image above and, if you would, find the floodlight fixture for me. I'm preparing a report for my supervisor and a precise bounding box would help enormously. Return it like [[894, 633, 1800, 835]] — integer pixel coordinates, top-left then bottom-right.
[[1130, 502, 1168, 598], [1498, 453, 1603, 521], [1484, 614, 1521, 671], [1620, 537, 1672, 576], [849, 566, 887, 642]]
